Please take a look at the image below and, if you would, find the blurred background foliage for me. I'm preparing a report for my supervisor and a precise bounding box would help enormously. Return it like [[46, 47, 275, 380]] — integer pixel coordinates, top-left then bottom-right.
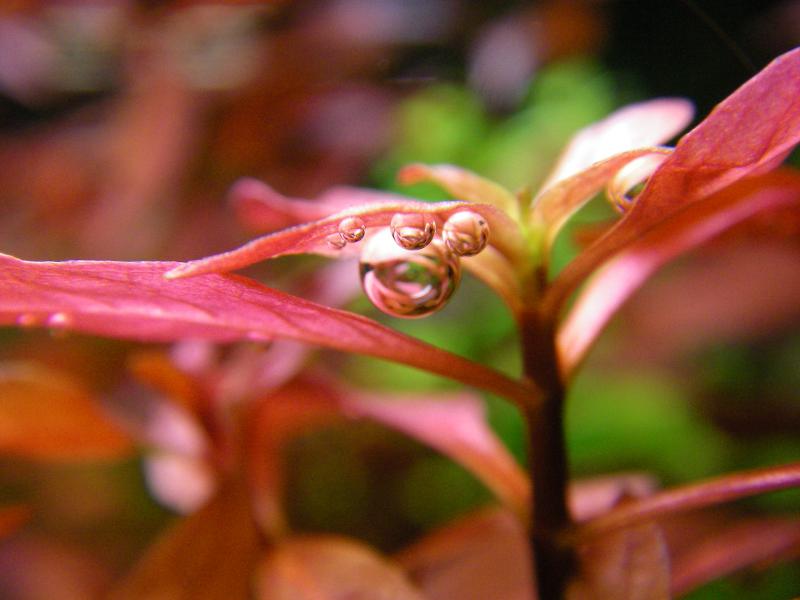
[[0, 1, 798, 598]]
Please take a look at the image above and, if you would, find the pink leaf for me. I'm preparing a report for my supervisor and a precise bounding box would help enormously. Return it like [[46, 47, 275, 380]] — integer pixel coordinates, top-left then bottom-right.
[[557, 170, 800, 376], [165, 198, 525, 279], [396, 507, 535, 600], [544, 48, 800, 318], [0, 255, 536, 408], [255, 535, 425, 600], [343, 391, 530, 521], [538, 98, 693, 193]]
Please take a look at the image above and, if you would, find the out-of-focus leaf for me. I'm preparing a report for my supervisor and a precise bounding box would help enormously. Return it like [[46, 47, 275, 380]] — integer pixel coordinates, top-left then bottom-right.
[[569, 473, 658, 523], [0, 362, 132, 461], [343, 391, 530, 521], [544, 48, 800, 318], [670, 517, 800, 597], [558, 171, 800, 376], [166, 197, 525, 279], [128, 350, 204, 415], [396, 507, 535, 600], [398, 163, 520, 220], [0, 255, 536, 408], [537, 99, 693, 194], [255, 535, 425, 600], [0, 505, 30, 540], [567, 523, 670, 600], [110, 481, 260, 600]]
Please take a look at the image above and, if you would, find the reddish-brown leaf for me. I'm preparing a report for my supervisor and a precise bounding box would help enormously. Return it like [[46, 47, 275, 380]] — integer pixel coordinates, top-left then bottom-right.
[[0, 255, 537, 408], [396, 507, 535, 600], [557, 171, 800, 376], [0, 505, 30, 540], [545, 48, 800, 318], [567, 523, 671, 600], [0, 361, 133, 461], [255, 535, 425, 600], [109, 480, 260, 600], [343, 391, 530, 521], [670, 517, 800, 596]]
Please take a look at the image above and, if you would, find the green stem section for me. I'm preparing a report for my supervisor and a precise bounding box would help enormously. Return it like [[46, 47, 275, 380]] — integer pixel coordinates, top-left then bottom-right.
[[520, 308, 574, 598]]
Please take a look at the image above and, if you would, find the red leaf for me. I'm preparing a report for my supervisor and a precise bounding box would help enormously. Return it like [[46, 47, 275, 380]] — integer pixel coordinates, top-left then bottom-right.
[[109, 481, 260, 600], [0, 361, 133, 461], [166, 197, 526, 279], [0, 255, 537, 408], [557, 170, 800, 376], [396, 507, 535, 600], [256, 535, 425, 600], [544, 48, 800, 319], [343, 391, 530, 521]]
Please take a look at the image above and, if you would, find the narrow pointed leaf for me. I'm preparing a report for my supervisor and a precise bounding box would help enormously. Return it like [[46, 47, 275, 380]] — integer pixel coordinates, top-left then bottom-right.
[[110, 481, 260, 600], [256, 536, 425, 600], [398, 163, 520, 219], [0, 255, 537, 409], [545, 48, 800, 317], [343, 391, 530, 521], [557, 171, 800, 376], [0, 362, 133, 461], [396, 508, 535, 600], [165, 199, 526, 279]]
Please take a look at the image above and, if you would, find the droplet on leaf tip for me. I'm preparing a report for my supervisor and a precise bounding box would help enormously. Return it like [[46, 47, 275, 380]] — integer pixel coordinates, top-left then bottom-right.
[[325, 232, 347, 250], [442, 211, 489, 256], [390, 213, 436, 250], [359, 228, 460, 318], [338, 216, 366, 243]]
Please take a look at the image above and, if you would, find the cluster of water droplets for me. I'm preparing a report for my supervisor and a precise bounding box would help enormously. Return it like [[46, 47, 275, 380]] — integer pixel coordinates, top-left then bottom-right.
[[325, 210, 490, 318], [16, 311, 74, 337]]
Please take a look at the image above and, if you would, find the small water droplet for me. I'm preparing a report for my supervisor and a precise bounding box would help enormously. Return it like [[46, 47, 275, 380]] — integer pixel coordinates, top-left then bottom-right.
[[442, 211, 490, 256], [338, 216, 366, 243], [47, 312, 72, 327], [390, 213, 435, 250], [359, 229, 460, 318], [16, 313, 39, 327], [325, 233, 347, 250]]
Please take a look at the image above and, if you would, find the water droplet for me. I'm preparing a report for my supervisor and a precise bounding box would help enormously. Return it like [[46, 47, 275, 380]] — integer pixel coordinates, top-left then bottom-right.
[[338, 216, 366, 243], [47, 312, 72, 328], [16, 313, 39, 327], [325, 233, 347, 250], [390, 213, 435, 250], [442, 211, 490, 256], [359, 229, 460, 318]]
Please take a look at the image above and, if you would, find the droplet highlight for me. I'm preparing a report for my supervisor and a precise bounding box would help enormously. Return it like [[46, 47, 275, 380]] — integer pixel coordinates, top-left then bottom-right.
[[338, 216, 366, 243], [359, 228, 460, 318], [16, 313, 39, 327], [47, 312, 72, 328], [325, 233, 347, 250], [390, 213, 435, 250], [442, 211, 489, 256]]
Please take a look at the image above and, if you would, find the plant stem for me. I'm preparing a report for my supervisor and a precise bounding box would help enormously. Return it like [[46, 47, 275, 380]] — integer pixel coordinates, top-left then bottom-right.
[[520, 308, 574, 598]]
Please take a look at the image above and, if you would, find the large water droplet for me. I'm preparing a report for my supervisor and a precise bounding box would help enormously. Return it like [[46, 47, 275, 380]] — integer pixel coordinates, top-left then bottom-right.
[[359, 229, 460, 318], [390, 213, 436, 250], [442, 211, 489, 256], [325, 233, 347, 250], [338, 216, 366, 243]]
